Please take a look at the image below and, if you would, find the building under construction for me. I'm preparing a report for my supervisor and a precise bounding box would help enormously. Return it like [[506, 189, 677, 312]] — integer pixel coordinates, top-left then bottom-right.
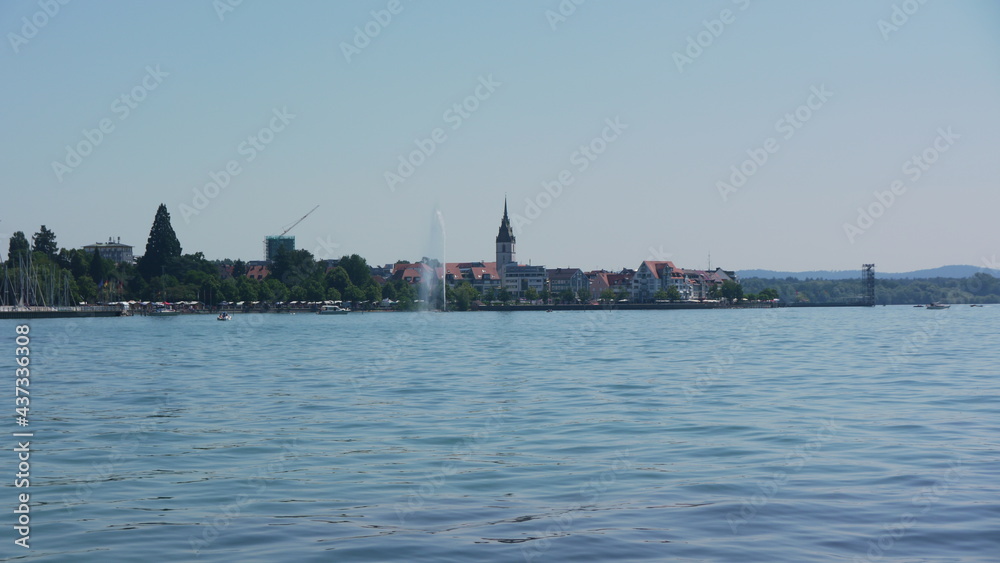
[[264, 205, 318, 263], [264, 235, 295, 262]]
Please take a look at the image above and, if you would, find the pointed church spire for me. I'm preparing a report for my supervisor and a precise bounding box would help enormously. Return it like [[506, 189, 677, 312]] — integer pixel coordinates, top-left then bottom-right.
[[496, 198, 515, 244]]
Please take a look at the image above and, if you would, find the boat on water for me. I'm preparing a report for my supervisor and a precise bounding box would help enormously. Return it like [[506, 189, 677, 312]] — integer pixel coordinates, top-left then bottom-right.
[[926, 302, 950, 310], [149, 305, 180, 317], [217, 312, 233, 321], [318, 305, 349, 315]]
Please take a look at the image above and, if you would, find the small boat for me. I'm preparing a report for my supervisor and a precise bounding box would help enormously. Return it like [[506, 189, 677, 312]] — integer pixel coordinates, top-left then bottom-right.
[[217, 312, 233, 321], [318, 305, 349, 315], [149, 306, 180, 317], [926, 303, 950, 310], [913, 304, 924, 307], [971, 304, 984, 307]]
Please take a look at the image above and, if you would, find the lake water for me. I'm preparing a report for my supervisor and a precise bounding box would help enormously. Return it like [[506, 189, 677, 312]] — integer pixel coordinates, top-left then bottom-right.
[[4, 306, 999, 562]]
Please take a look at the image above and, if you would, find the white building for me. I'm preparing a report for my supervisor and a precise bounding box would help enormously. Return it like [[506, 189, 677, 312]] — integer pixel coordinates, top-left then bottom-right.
[[83, 237, 134, 264], [503, 265, 547, 299]]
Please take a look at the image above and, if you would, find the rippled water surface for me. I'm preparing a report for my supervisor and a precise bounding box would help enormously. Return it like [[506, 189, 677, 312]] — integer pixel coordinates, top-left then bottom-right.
[[4, 306, 999, 562]]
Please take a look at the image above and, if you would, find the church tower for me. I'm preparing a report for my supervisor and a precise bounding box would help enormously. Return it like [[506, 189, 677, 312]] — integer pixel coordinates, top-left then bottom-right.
[[496, 199, 516, 273]]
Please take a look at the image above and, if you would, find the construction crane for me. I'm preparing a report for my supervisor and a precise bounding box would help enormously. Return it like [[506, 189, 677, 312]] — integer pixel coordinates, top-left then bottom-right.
[[264, 205, 319, 261], [281, 205, 319, 236]]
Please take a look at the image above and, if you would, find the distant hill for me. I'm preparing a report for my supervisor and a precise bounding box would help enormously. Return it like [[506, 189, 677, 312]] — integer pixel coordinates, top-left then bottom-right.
[[737, 265, 1000, 280]]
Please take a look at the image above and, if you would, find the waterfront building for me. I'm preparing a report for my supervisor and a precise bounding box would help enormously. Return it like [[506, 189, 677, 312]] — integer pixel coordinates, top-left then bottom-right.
[[83, 237, 133, 264], [445, 262, 502, 295], [632, 261, 679, 302], [546, 268, 590, 297], [586, 271, 611, 300], [608, 270, 634, 297], [503, 264, 547, 299]]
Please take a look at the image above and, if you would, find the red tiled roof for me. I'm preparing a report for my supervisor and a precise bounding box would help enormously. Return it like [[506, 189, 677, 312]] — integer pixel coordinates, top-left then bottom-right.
[[642, 261, 677, 279]]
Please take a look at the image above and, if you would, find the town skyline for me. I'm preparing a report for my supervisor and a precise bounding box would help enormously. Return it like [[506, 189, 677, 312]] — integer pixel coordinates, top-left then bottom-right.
[[5, 2, 999, 272]]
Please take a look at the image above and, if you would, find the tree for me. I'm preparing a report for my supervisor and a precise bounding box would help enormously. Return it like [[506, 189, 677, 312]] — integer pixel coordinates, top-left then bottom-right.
[[600, 288, 616, 303], [665, 286, 682, 301], [653, 289, 670, 301], [364, 282, 382, 303], [138, 204, 182, 280], [303, 279, 326, 301], [76, 275, 98, 303], [31, 226, 58, 258], [265, 278, 289, 302], [720, 280, 744, 301], [539, 288, 551, 304], [89, 248, 108, 282], [525, 287, 539, 302], [559, 289, 576, 303], [325, 267, 352, 294], [483, 287, 496, 303], [270, 248, 317, 287], [343, 285, 366, 305], [497, 287, 512, 305], [381, 282, 397, 301], [7, 232, 30, 266], [340, 254, 372, 287], [235, 276, 259, 302], [55, 248, 74, 270], [231, 259, 247, 278], [577, 288, 591, 303], [759, 288, 779, 301], [289, 286, 308, 302], [67, 249, 89, 278], [451, 281, 479, 311]]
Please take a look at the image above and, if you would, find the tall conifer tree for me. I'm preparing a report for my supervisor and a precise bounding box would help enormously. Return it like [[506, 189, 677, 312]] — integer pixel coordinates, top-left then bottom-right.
[[138, 204, 182, 279]]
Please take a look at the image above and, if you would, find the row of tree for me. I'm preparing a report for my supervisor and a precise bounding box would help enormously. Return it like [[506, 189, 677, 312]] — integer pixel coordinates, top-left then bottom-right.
[[741, 275, 1000, 305], [9, 204, 994, 308], [1, 205, 424, 308]]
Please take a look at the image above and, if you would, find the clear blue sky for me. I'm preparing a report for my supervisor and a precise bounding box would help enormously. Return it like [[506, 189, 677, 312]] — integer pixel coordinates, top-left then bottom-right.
[[3, 0, 998, 273]]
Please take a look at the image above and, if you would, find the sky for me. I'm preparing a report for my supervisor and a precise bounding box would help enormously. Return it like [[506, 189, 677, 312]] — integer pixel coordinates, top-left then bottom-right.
[[3, 0, 999, 273]]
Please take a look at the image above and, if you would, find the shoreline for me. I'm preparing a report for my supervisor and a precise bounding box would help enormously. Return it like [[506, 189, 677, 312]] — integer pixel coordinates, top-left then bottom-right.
[[0, 301, 881, 318]]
